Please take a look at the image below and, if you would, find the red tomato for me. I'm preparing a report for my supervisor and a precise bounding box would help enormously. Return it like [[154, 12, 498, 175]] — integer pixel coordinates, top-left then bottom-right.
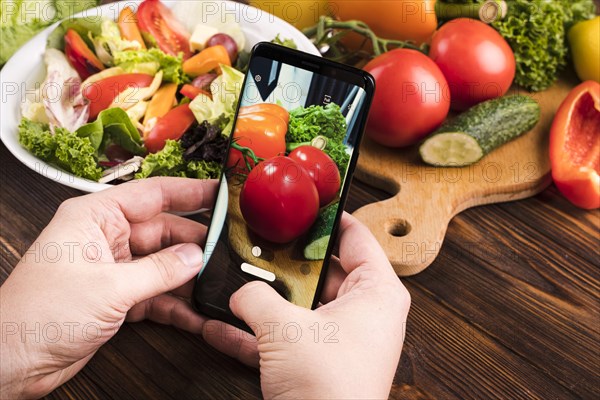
[[145, 104, 196, 153], [364, 49, 450, 148], [288, 146, 341, 207], [239, 156, 319, 243], [64, 29, 105, 80], [429, 18, 516, 111], [82, 73, 154, 120], [137, 0, 192, 59]]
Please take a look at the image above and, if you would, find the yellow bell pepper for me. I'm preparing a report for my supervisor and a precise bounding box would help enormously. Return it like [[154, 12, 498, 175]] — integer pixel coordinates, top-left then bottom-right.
[[568, 16, 600, 83]]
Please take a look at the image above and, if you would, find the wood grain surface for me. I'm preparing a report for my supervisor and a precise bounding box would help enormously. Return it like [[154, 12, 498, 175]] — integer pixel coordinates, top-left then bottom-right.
[[1, 140, 599, 399], [353, 75, 579, 276], [2, 1, 599, 398]]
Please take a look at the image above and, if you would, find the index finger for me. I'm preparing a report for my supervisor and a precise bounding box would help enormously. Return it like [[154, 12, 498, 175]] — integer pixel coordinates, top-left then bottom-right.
[[96, 177, 219, 223]]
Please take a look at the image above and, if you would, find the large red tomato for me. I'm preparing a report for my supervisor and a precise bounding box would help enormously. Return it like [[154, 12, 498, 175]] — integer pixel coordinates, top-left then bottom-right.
[[429, 18, 516, 111], [364, 49, 450, 148], [239, 156, 319, 243], [288, 146, 341, 207]]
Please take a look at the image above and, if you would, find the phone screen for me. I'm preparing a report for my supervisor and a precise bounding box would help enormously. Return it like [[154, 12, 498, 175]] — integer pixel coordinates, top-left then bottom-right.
[[193, 45, 373, 324]]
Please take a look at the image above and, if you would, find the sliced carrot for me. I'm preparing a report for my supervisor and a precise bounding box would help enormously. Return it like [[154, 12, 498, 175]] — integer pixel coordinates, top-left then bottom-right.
[[182, 45, 231, 77], [118, 7, 147, 49], [143, 83, 178, 132]]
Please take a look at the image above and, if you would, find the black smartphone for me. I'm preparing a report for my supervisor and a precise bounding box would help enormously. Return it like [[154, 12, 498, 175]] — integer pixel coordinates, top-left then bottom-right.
[[192, 42, 375, 331]]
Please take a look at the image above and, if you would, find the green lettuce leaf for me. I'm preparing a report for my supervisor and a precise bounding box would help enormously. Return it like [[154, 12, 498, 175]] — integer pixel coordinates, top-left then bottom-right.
[[76, 108, 145, 155], [90, 19, 142, 66], [19, 118, 102, 181], [53, 0, 99, 19], [189, 64, 244, 136], [1, 1, 100, 65], [113, 48, 186, 84], [135, 140, 186, 179], [187, 160, 221, 179], [135, 140, 221, 179], [46, 17, 102, 50]]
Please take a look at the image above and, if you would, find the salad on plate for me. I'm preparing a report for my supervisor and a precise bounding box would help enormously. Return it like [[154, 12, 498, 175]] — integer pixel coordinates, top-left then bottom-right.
[[17, 0, 297, 184]]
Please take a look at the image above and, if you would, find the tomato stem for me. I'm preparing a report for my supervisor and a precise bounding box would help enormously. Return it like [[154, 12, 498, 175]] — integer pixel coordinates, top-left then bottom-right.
[[303, 16, 426, 59], [231, 141, 263, 172]]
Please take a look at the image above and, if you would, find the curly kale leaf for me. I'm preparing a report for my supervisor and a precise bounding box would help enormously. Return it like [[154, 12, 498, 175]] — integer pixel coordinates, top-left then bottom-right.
[[287, 103, 348, 143], [492, 0, 591, 92]]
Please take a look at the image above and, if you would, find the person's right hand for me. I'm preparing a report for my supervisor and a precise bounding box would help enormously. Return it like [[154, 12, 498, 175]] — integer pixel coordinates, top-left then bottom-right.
[[202, 213, 411, 399]]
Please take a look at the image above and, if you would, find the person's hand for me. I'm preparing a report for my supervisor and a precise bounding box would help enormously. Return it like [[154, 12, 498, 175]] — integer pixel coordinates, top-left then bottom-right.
[[202, 213, 411, 399], [0, 177, 217, 399]]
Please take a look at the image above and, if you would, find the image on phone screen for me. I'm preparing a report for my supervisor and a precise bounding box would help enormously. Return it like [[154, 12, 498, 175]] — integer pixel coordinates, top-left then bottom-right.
[[193, 44, 373, 325]]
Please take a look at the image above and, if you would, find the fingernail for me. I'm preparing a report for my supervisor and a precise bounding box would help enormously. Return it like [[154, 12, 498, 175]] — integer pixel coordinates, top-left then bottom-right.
[[173, 243, 203, 268]]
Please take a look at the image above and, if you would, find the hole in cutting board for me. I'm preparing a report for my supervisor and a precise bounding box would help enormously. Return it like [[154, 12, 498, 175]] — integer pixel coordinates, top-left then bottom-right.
[[386, 219, 411, 237]]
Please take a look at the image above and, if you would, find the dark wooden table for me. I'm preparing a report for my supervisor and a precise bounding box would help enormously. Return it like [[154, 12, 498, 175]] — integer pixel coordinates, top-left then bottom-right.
[[1, 139, 599, 399]]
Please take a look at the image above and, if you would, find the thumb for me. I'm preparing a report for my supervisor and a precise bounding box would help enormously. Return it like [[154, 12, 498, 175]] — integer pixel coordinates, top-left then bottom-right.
[[229, 281, 296, 334], [118, 243, 203, 305]]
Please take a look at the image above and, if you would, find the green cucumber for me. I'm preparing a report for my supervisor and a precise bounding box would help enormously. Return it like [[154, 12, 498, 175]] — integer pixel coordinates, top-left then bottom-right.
[[420, 95, 540, 167], [304, 203, 338, 260]]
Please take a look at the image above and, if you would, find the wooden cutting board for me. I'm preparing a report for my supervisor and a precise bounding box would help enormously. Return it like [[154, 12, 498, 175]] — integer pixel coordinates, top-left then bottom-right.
[[226, 183, 321, 309], [353, 77, 578, 276]]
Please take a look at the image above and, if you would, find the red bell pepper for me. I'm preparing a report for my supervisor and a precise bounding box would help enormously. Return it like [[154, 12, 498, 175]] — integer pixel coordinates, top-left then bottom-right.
[[180, 84, 211, 100], [549, 81, 600, 209], [226, 105, 289, 174], [64, 29, 105, 80]]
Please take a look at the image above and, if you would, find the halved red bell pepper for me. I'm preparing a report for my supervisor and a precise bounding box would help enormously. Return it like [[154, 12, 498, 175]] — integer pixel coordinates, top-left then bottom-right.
[[180, 84, 211, 100], [549, 81, 600, 209], [64, 29, 105, 80]]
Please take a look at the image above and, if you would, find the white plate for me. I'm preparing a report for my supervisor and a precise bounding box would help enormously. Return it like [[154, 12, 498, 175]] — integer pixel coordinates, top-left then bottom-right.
[[0, 0, 319, 193]]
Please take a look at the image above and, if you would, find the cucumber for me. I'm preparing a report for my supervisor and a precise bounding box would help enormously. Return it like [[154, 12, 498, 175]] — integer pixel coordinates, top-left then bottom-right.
[[304, 203, 338, 260], [420, 95, 540, 167]]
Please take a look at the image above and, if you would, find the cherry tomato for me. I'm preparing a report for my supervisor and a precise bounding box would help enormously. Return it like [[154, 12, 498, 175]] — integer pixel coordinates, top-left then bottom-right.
[[137, 0, 192, 59], [429, 18, 516, 111], [207, 33, 238, 63], [82, 73, 154, 120], [180, 84, 211, 100], [363, 49, 450, 148], [288, 146, 341, 206], [227, 112, 287, 172], [240, 156, 319, 243], [64, 29, 105, 80], [145, 104, 196, 153]]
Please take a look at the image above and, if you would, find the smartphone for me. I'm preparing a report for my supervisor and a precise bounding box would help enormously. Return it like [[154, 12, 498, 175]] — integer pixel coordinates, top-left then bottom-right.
[[192, 42, 375, 331]]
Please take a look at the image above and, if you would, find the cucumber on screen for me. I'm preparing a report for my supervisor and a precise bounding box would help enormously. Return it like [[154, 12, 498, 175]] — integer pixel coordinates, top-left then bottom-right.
[[419, 95, 540, 167], [304, 203, 338, 260]]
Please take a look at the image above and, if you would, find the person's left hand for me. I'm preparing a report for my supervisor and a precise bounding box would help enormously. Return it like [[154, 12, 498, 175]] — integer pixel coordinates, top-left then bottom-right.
[[0, 177, 217, 399]]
